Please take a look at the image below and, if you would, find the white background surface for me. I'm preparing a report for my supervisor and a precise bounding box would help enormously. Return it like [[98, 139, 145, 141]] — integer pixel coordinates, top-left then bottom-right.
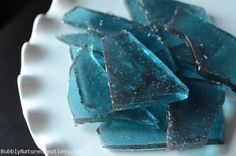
[[18, 0, 236, 156]]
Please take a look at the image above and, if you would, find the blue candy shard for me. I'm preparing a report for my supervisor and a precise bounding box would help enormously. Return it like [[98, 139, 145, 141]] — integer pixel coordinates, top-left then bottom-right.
[[58, 33, 106, 68], [166, 7, 236, 92], [167, 78, 225, 150], [208, 108, 224, 144], [97, 121, 166, 150], [102, 31, 188, 111], [73, 47, 111, 110], [125, 0, 209, 25], [125, 0, 210, 47], [97, 117, 224, 151], [147, 103, 224, 141], [63, 6, 177, 71], [125, 0, 210, 75], [58, 32, 103, 54], [68, 47, 111, 124], [69, 46, 161, 126]]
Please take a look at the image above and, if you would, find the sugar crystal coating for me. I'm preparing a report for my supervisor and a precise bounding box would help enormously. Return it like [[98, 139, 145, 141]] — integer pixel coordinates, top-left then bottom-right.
[[102, 31, 188, 111]]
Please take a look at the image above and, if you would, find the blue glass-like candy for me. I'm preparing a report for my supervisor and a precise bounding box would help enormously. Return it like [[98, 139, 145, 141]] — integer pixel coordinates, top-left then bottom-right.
[[97, 121, 166, 150], [97, 116, 224, 151], [102, 31, 188, 111], [68, 47, 111, 124], [167, 78, 225, 150], [166, 7, 236, 92], [125, 0, 209, 48], [61, 3, 227, 151], [69, 46, 161, 126], [58, 32, 103, 55], [63, 6, 177, 71], [125, 0, 209, 25], [124, 0, 210, 77]]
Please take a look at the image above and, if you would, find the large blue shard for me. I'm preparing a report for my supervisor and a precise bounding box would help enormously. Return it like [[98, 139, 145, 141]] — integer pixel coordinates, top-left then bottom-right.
[[124, 0, 211, 78], [167, 78, 225, 150], [97, 121, 166, 150], [125, 0, 212, 74], [166, 7, 236, 92], [125, 0, 209, 25], [68, 46, 161, 126], [125, 0, 209, 48], [68, 47, 112, 124], [102, 31, 188, 111], [63, 6, 177, 71]]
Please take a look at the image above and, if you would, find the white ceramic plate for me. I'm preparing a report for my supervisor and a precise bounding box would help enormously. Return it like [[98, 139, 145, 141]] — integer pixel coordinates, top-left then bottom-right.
[[18, 0, 236, 156]]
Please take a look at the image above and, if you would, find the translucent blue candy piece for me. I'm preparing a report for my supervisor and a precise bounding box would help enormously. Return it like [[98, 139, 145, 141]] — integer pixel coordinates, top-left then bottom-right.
[[125, 0, 210, 76], [125, 0, 210, 48], [63, 6, 177, 71], [102, 31, 188, 111], [58, 33, 106, 68], [97, 121, 166, 150], [58, 32, 103, 54], [125, 0, 212, 71], [125, 0, 209, 25], [166, 7, 236, 92], [69, 46, 162, 126], [208, 108, 224, 144], [68, 47, 112, 124], [167, 78, 225, 150]]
